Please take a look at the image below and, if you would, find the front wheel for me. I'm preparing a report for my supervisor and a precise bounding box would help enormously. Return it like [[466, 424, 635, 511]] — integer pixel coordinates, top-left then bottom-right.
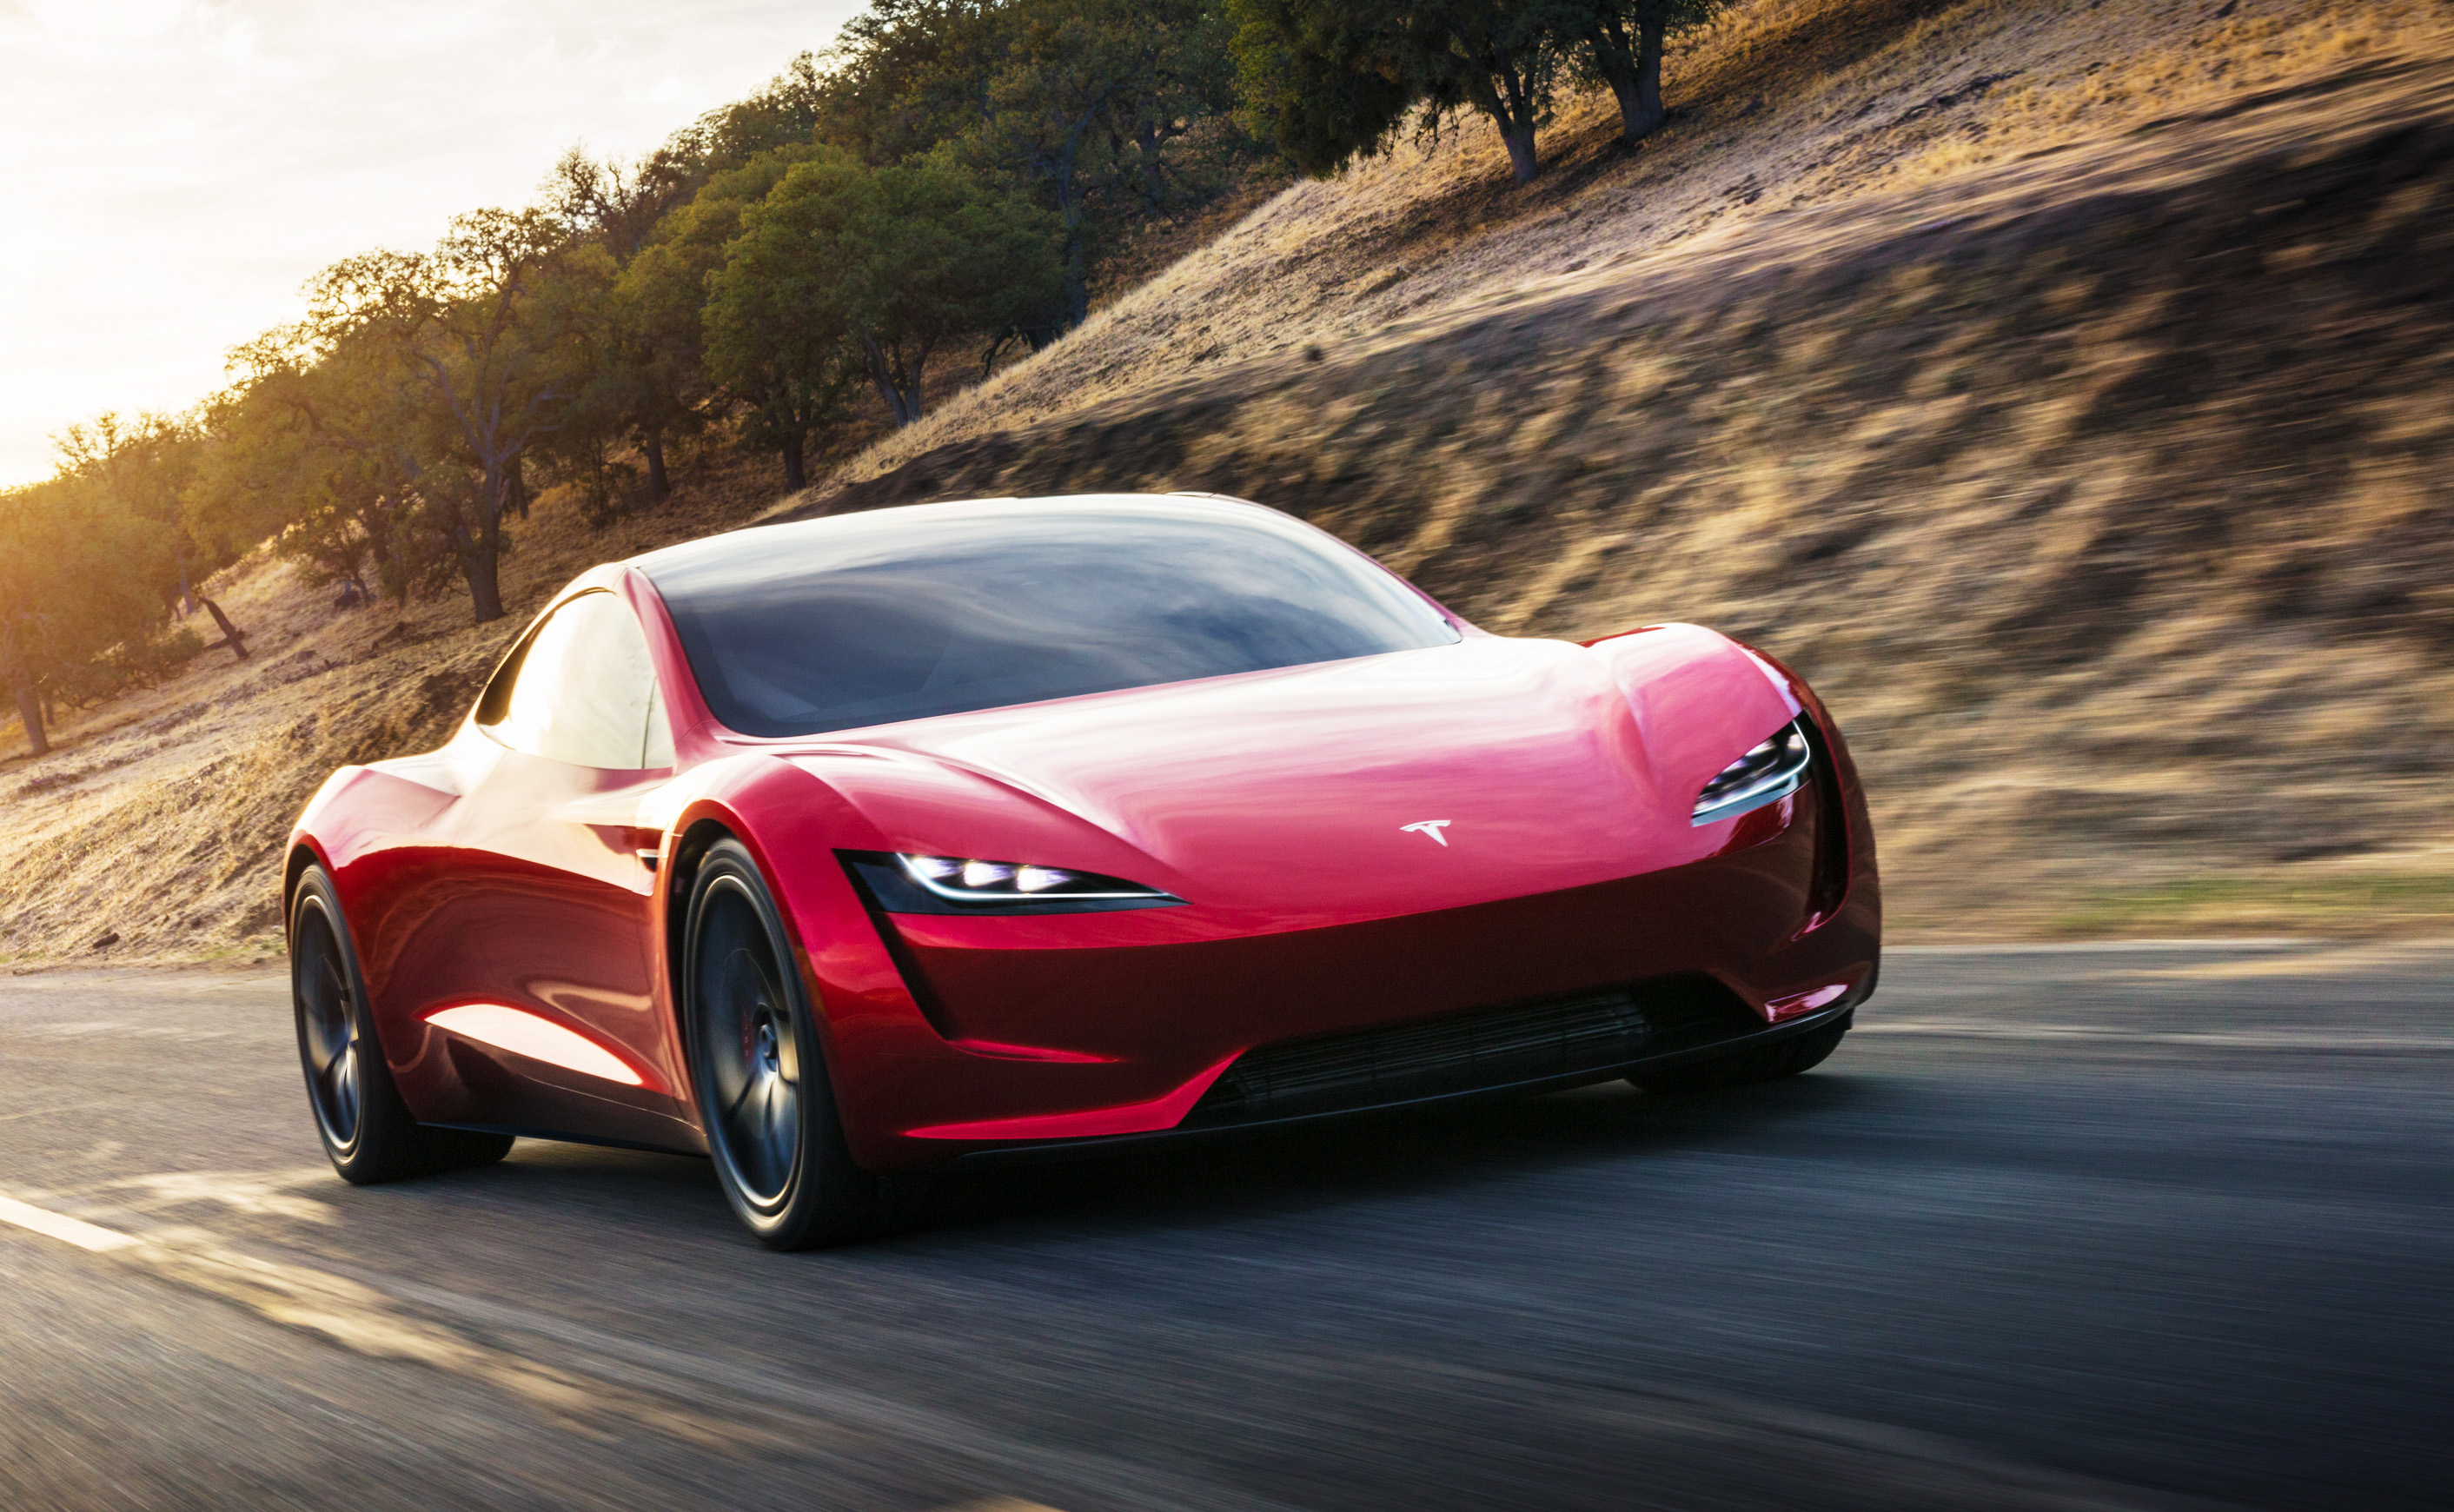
[[289, 865, 512, 1182], [1630, 1019, 1848, 1097], [685, 839, 883, 1250]]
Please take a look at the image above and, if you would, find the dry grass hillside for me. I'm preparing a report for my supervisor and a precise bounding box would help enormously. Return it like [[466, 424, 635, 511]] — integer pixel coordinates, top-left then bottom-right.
[[4, 0, 2451, 965]]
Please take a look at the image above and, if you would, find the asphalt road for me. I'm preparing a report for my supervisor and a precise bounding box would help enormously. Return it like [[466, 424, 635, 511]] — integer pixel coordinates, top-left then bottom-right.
[[1, 942, 2448, 1512]]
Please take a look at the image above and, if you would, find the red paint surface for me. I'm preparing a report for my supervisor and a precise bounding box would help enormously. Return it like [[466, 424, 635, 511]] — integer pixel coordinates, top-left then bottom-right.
[[1766, 977, 1861, 1024], [906, 1056, 1240, 1140], [425, 1004, 652, 1089], [288, 505, 1880, 1173]]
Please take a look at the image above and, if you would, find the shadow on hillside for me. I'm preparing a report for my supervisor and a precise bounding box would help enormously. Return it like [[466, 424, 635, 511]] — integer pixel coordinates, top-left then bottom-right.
[[1371, 0, 1977, 244]]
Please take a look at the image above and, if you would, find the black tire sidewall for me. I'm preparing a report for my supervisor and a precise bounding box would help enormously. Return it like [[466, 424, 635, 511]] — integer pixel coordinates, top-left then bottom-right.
[[289, 865, 420, 1181], [684, 839, 871, 1249]]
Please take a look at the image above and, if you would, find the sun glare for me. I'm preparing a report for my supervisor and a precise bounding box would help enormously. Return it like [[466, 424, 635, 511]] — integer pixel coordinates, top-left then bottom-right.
[[1, 0, 859, 486]]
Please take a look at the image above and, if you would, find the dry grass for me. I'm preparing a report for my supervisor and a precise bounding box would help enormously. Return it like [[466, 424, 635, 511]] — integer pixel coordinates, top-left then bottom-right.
[[789, 0, 2454, 940], [814, 0, 2454, 486], [0, 441, 796, 966], [3, 0, 2451, 965]]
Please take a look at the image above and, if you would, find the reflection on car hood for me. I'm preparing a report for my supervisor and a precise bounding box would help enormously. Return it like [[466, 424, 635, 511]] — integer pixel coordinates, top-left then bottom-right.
[[785, 627, 1796, 921]]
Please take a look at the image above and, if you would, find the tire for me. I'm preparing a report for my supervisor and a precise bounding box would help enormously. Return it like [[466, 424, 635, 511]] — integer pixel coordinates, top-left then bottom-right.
[[1629, 1019, 1848, 1097], [684, 839, 883, 1250], [289, 866, 514, 1183]]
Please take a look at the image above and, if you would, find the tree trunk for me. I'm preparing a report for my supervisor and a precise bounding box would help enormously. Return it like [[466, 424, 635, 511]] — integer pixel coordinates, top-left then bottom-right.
[[780, 434, 808, 493], [457, 468, 514, 625], [1137, 121, 1167, 214], [461, 548, 506, 625], [196, 594, 249, 660], [1064, 235, 1091, 329], [507, 456, 532, 521], [1635, 17, 1667, 138], [1478, 49, 1542, 184], [11, 681, 45, 758], [1583, 16, 1669, 144], [1500, 120, 1540, 183], [1049, 122, 1095, 328], [644, 432, 669, 499], [859, 334, 922, 426]]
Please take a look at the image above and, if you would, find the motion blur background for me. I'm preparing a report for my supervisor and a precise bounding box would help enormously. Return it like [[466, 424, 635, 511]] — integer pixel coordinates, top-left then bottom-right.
[[4, 0, 2451, 960], [2, 5, 2449, 1511]]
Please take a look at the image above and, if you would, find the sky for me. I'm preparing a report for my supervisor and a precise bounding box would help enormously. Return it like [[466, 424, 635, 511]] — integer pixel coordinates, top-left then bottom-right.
[[0, 0, 862, 487]]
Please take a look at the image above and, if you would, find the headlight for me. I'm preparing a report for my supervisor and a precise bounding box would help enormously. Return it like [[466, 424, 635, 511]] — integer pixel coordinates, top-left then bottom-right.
[[840, 852, 1183, 914], [1691, 720, 1813, 826]]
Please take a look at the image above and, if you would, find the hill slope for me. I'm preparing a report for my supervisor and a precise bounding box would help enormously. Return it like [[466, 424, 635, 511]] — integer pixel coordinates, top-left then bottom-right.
[[5, 0, 2451, 964]]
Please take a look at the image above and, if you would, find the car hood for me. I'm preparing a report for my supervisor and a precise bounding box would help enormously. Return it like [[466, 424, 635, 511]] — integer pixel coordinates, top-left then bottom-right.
[[780, 627, 1799, 923]]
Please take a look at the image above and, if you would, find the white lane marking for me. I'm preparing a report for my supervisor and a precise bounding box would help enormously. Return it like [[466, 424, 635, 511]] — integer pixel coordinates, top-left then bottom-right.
[[1859, 1022, 2454, 1049], [2, 1176, 2226, 1512], [0, 1192, 140, 1252], [0, 1184, 1300, 1512]]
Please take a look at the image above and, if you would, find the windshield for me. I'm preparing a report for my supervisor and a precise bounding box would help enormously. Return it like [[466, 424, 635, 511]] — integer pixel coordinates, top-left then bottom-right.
[[639, 498, 1461, 739]]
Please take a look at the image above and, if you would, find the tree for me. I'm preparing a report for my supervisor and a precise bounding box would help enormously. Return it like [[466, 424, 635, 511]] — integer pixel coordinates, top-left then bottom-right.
[[1232, 0, 1605, 183], [968, 0, 1239, 324], [621, 147, 832, 488], [1570, 1, 1724, 145], [813, 1, 1237, 329], [1230, 0, 1418, 176], [546, 148, 713, 499], [712, 153, 1065, 434], [51, 411, 257, 659], [0, 478, 162, 756], [1416, 3, 1566, 184], [197, 332, 439, 607], [813, 2, 1017, 167], [304, 209, 576, 624]]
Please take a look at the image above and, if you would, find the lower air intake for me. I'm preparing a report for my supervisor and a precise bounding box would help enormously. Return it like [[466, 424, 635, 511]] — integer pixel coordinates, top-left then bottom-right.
[[1184, 976, 1761, 1128]]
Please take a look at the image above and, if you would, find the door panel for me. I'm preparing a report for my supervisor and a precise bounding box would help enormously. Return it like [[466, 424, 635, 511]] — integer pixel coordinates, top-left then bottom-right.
[[417, 752, 691, 1145], [384, 587, 692, 1148]]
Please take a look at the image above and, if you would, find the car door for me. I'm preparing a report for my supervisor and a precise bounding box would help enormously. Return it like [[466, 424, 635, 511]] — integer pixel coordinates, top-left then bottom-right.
[[413, 587, 693, 1150]]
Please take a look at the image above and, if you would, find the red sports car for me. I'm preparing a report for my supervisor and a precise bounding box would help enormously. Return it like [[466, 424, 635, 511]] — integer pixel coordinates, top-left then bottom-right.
[[286, 493, 1879, 1247]]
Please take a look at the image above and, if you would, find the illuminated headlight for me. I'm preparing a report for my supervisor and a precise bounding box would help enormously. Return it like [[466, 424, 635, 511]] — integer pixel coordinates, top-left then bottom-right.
[[1691, 720, 1814, 826], [886, 853, 1179, 907]]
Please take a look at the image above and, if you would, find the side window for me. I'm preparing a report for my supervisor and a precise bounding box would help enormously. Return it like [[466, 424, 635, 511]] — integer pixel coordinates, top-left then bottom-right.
[[478, 591, 676, 769]]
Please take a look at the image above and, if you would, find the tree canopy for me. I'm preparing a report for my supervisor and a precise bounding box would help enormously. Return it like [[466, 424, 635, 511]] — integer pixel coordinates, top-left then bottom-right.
[[5, 0, 1751, 759], [1230, 0, 1725, 182]]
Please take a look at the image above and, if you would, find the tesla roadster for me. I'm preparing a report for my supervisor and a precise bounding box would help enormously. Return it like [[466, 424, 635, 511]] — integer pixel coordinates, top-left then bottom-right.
[[286, 492, 1879, 1247]]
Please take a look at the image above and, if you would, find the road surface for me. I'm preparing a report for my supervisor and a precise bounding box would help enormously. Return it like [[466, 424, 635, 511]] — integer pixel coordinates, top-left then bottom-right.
[[2, 941, 2448, 1512]]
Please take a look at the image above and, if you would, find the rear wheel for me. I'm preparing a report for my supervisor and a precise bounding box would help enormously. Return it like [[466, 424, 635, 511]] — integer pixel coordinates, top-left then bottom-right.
[[1630, 1019, 1848, 1097], [289, 865, 513, 1182], [685, 839, 883, 1250]]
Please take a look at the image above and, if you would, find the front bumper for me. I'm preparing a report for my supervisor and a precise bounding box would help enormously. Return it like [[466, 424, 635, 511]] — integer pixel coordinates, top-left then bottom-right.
[[815, 771, 1879, 1172], [947, 998, 1862, 1170]]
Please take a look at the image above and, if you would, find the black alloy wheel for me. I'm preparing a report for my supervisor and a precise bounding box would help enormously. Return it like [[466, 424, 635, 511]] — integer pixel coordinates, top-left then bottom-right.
[[685, 839, 882, 1249], [294, 899, 365, 1154], [289, 865, 513, 1183]]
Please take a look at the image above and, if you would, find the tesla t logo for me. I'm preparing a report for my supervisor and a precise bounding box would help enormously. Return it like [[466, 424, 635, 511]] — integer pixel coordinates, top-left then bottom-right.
[[1400, 819, 1454, 846]]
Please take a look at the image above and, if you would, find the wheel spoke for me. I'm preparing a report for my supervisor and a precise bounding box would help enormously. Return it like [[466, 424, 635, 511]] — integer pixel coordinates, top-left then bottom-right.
[[295, 911, 363, 1148], [763, 1075, 798, 1162], [304, 1021, 343, 1075], [722, 1068, 761, 1121], [746, 1076, 784, 1189], [693, 888, 806, 1209]]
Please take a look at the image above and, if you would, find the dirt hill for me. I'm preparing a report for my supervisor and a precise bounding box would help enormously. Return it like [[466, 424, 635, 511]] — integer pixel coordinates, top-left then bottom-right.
[[5, 0, 2451, 965]]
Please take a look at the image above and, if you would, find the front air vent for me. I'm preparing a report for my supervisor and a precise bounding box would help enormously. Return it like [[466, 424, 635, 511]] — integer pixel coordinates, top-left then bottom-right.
[[1185, 975, 1761, 1128]]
